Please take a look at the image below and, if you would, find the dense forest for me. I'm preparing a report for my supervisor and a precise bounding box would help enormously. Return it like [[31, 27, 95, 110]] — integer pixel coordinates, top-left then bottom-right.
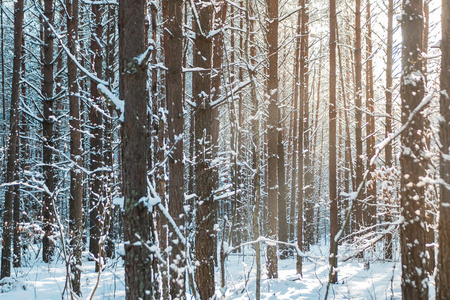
[[0, 0, 448, 299]]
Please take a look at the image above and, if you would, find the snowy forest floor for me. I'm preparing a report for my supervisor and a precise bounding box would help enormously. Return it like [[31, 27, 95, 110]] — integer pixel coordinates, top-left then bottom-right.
[[0, 243, 436, 299]]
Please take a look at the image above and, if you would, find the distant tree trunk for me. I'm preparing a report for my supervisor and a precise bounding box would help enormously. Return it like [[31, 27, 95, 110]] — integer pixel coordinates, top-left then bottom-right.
[[329, 0, 338, 284], [119, 0, 156, 297], [400, 0, 428, 298], [166, 0, 185, 297], [278, 104, 287, 259], [1, 0, 24, 278], [302, 0, 314, 252], [365, 0, 376, 228], [289, 0, 301, 245], [67, 0, 83, 293], [267, 0, 279, 279], [437, 0, 450, 297], [42, 0, 55, 264], [354, 0, 364, 235], [193, 1, 216, 298], [296, 0, 305, 274], [384, 0, 394, 261]]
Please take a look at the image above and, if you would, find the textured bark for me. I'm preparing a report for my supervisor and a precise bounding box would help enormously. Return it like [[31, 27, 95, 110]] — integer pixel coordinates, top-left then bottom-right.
[[329, 0, 338, 284], [267, 0, 279, 279], [354, 0, 364, 234], [400, 0, 428, 298], [119, 0, 156, 298], [302, 0, 313, 252], [89, 1, 104, 273], [438, 0, 450, 298], [42, 0, 55, 264], [365, 0, 376, 228], [166, 0, 185, 297], [289, 0, 301, 244], [1, 0, 24, 278], [67, 0, 83, 293], [384, 0, 394, 261], [192, 1, 215, 298]]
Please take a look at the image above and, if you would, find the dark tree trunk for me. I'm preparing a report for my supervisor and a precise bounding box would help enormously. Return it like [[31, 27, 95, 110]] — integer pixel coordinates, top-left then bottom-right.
[[166, 0, 185, 297], [42, 0, 55, 264], [267, 0, 279, 279], [192, 1, 215, 298], [1, 0, 24, 278], [67, 0, 83, 293], [89, 1, 104, 273], [438, 0, 450, 297], [365, 0, 376, 228], [384, 0, 394, 261], [302, 0, 313, 252], [400, 0, 428, 298], [329, 0, 338, 284], [119, 0, 156, 298], [354, 0, 364, 235]]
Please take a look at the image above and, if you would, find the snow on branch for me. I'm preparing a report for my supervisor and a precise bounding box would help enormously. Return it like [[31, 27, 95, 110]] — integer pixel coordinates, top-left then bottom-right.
[[97, 84, 124, 121]]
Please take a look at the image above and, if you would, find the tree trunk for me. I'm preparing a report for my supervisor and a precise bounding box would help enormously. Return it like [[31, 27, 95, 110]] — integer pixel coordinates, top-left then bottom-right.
[[89, 1, 104, 273], [302, 0, 314, 252], [365, 0, 376, 228], [166, 0, 185, 297], [267, 0, 279, 279], [42, 0, 55, 264], [193, 1, 216, 298], [1, 0, 24, 278], [384, 0, 395, 261], [438, 0, 450, 297], [67, 0, 83, 293], [400, 0, 428, 298], [354, 0, 364, 235], [119, 0, 156, 297], [329, 0, 338, 284]]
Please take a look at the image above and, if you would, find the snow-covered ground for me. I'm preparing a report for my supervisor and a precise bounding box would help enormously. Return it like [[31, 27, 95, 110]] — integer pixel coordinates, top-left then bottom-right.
[[0, 243, 435, 299]]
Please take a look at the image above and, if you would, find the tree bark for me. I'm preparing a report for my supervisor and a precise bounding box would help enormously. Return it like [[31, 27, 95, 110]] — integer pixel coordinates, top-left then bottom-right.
[[329, 0, 338, 284], [267, 0, 279, 279], [42, 0, 55, 264], [1, 0, 24, 278], [89, 1, 104, 273], [119, 0, 156, 297], [438, 0, 450, 297], [67, 0, 83, 293], [400, 0, 428, 298], [166, 0, 185, 297], [192, 1, 216, 298]]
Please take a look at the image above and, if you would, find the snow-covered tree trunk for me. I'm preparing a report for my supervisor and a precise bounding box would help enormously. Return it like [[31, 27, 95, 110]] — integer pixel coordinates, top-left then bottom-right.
[[438, 0, 450, 297]]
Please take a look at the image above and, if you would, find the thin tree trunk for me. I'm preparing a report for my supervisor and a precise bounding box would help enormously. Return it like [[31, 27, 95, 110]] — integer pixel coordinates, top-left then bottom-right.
[[302, 0, 314, 252], [384, 0, 394, 261], [1, 0, 24, 278], [67, 0, 83, 293], [354, 0, 364, 235], [365, 0, 376, 228], [329, 0, 338, 284], [89, 1, 104, 273], [267, 0, 279, 279], [42, 0, 55, 264]]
